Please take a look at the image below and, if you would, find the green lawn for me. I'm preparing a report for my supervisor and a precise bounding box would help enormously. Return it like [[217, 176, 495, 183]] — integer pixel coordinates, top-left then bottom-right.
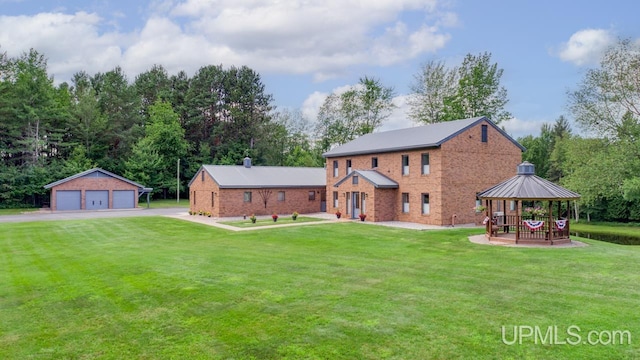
[[143, 198, 190, 208], [220, 216, 326, 228], [572, 221, 640, 237], [0, 208, 38, 216], [1, 218, 639, 359]]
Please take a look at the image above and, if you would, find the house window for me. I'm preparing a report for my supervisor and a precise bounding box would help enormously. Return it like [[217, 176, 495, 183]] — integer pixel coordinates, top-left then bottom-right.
[[333, 160, 338, 177], [201, 171, 204, 181], [333, 191, 339, 208], [211, 192, 215, 207], [278, 191, 285, 201], [193, 191, 196, 205], [371, 157, 378, 168], [402, 193, 409, 213], [422, 193, 430, 214], [346, 159, 352, 174], [352, 176, 358, 185], [243, 191, 252, 202], [481, 124, 488, 143], [510, 201, 516, 211], [421, 153, 430, 175], [402, 155, 409, 175], [308, 191, 316, 201]]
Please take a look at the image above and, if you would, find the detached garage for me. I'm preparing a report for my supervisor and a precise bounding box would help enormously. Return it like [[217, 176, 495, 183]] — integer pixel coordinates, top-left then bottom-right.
[[44, 168, 152, 211]]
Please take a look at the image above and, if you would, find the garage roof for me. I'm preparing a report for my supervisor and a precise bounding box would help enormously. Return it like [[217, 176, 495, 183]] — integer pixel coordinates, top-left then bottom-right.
[[44, 168, 151, 192]]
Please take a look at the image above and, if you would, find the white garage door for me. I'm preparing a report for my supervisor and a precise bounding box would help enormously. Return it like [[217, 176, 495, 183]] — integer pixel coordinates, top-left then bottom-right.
[[86, 190, 109, 210], [113, 190, 135, 209], [56, 190, 81, 211]]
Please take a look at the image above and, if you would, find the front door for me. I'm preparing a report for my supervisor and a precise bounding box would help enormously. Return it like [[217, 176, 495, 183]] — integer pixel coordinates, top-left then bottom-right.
[[352, 192, 360, 219]]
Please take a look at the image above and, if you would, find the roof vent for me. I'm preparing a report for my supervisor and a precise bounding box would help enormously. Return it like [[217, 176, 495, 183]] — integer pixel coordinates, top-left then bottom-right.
[[243, 156, 252, 168], [517, 161, 535, 175]]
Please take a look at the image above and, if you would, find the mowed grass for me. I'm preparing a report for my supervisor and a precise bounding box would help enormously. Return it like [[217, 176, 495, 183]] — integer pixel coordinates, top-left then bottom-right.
[[0, 208, 39, 216], [1, 218, 639, 359], [144, 198, 190, 208], [571, 221, 640, 238], [220, 216, 326, 228]]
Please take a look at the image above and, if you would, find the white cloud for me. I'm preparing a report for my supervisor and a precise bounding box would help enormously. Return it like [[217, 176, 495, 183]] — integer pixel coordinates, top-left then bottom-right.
[[0, 12, 125, 81], [557, 28, 615, 66], [0, 0, 454, 83], [500, 117, 547, 139], [379, 95, 415, 131]]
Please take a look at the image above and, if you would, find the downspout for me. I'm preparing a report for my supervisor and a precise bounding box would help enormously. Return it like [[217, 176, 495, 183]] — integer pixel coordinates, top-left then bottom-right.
[[451, 213, 457, 227]]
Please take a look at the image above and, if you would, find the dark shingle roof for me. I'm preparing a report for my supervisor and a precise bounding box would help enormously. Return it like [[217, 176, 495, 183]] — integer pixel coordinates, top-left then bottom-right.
[[333, 170, 398, 188], [322, 116, 525, 158], [44, 168, 149, 190], [190, 165, 326, 188], [477, 162, 580, 200]]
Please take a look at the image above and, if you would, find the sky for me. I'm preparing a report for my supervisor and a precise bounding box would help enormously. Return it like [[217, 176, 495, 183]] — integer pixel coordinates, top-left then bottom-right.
[[1, 0, 639, 138]]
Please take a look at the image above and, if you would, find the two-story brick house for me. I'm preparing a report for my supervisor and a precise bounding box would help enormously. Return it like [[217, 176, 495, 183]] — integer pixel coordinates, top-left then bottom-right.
[[322, 117, 525, 226]]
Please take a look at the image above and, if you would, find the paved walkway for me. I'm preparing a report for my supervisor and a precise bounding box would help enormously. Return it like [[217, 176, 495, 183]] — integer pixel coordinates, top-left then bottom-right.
[[167, 212, 480, 232]]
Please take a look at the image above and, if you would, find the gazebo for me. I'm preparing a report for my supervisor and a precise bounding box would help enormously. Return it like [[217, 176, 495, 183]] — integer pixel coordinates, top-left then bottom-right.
[[477, 162, 581, 245]]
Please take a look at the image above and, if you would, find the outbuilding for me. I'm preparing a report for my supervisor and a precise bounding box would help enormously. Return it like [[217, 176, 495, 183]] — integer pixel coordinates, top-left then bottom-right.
[[189, 157, 326, 217], [44, 168, 152, 211]]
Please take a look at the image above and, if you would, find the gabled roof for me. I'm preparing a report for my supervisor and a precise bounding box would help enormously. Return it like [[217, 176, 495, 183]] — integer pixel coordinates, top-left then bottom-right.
[[44, 168, 150, 190], [189, 165, 326, 188], [322, 116, 525, 158], [333, 170, 398, 189], [477, 162, 580, 200]]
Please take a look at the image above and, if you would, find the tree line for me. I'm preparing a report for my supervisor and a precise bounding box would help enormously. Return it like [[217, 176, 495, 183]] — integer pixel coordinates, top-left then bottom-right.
[[2, 40, 637, 222]]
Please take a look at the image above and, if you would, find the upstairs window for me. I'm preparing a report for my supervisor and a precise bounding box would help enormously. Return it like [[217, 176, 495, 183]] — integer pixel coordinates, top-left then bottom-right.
[[421, 153, 430, 175], [346, 159, 352, 174], [402, 155, 409, 175], [371, 157, 378, 168], [481, 124, 488, 143], [201, 171, 205, 181], [352, 176, 359, 185], [333, 160, 338, 177]]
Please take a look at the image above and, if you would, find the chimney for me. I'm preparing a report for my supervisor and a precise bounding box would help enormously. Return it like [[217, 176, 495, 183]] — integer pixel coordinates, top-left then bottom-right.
[[243, 156, 252, 168]]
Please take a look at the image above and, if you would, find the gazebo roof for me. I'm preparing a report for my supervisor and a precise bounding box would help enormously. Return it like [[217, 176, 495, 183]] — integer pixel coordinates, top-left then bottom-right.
[[477, 162, 581, 200]]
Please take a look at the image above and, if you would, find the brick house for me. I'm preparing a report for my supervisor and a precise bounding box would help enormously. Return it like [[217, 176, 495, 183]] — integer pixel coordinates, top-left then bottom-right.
[[322, 117, 524, 226], [44, 168, 152, 211], [188, 158, 326, 217]]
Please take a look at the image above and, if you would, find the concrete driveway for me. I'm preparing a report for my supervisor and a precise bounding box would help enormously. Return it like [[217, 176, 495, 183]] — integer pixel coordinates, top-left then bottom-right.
[[0, 207, 188, 223]]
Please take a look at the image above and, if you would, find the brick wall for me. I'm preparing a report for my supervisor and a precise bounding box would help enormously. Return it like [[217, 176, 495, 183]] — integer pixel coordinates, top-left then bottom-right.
[[51, 176, 139, 210], [189, 168, 324, 217], [325, 119, 522, 225]]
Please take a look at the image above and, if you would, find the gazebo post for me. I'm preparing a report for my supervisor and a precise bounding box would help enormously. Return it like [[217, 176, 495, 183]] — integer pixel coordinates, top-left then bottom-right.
[[515, 200, 520, 243], [547, 201, 553, 242]]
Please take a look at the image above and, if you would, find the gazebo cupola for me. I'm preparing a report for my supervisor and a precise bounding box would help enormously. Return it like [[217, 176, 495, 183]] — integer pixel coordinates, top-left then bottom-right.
[[477, 162, 581, 245]]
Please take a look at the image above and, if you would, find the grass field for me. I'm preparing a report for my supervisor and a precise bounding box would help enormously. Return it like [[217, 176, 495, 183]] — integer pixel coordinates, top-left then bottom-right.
[[571, 221, 640, 237], [144, 198, 190, 208], [0, 208, 39, 216], [1, 217, 639, 359]]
